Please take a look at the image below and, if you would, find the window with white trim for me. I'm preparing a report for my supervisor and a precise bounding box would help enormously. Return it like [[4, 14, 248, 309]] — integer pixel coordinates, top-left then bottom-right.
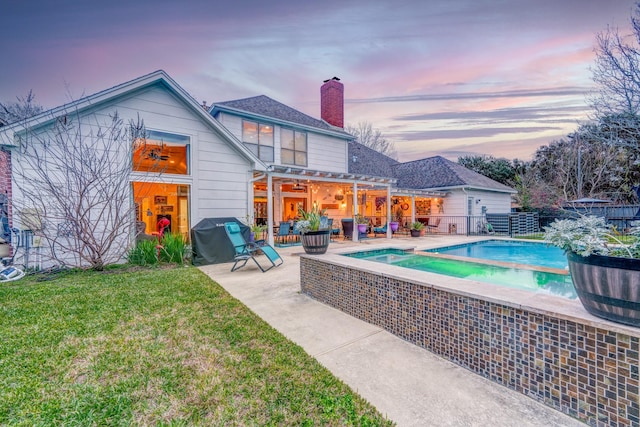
[[281, 128, 307, 166], [242, 120, 274, 162]]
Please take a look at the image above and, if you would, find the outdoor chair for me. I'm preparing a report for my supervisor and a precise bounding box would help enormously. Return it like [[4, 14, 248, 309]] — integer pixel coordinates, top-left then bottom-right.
[[328, 218, 340, 240], [291, 221, 301, 243], [373, 223, 388, 236], [426, 218, 441, 233], [276, 221, 291, 244], [341, 218, 354, 240], [224, 222, 283, 272]]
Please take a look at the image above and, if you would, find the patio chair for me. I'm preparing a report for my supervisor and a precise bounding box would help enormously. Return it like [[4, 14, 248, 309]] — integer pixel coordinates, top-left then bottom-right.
[[276, 221, 291, 245], [373, 223, 388, 236], [328, 218, 341, 240], [426, 218, 441, 233], [342, 218, 354, 240], [291, 221, 301, 243], [224, 222, 283, 272]]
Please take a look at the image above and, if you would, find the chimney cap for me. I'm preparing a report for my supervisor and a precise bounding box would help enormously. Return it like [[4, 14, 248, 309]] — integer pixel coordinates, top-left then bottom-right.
[[323, 77, 341, 83]]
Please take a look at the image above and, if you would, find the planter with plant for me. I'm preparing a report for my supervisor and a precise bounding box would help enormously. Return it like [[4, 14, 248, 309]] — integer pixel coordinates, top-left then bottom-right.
[[410, 221, 425, 237], [544, 215, 640, 326], [295, 206, 330, 254], [390, 207, 403, 232], [249, 224, 267, 242], [355, 214, 369, 235]]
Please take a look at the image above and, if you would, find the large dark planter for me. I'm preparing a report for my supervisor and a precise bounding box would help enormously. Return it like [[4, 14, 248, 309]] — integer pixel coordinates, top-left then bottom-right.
[[410, 229, 425, 237], [567, 251, 640, 327], [301, 230, 331, 254]]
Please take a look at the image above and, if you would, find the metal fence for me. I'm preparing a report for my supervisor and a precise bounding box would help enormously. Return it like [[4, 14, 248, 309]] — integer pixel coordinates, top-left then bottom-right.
[[368, 207, 640, 238]]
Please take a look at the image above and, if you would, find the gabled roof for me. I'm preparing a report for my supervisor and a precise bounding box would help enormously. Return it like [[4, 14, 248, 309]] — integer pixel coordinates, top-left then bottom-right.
[[393, 156, 516, 193], [0, 70, 266, 170], [212, 95, 353, 139], [348, 141, 399, 178]]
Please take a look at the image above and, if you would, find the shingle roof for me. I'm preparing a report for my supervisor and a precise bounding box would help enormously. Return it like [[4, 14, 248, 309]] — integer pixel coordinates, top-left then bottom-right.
[[348, 142, 399, 178], [392, 156, 516, 192], [214, 95, 352, 137]]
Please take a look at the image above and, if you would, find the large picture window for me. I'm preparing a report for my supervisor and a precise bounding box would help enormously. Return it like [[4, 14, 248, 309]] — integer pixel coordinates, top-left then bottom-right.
[[133, 130, 189, 175], [281, 128, 307, 166], [242, 120, 274, 162]]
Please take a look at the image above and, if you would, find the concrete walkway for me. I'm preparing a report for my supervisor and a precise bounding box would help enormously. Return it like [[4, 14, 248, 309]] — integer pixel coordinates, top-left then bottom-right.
[[199, 236, 585, 427]]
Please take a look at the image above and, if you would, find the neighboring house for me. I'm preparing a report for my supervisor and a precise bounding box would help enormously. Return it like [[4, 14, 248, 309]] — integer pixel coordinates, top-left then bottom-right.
[[0, 71, 515, 267]]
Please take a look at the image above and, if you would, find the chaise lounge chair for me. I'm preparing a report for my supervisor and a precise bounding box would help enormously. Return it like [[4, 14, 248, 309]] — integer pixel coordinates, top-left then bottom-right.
[[224, 222, 283, 272]]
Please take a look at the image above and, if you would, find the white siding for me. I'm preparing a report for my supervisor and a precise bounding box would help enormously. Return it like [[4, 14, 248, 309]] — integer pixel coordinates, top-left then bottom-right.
[[442, 189, 511, 216]]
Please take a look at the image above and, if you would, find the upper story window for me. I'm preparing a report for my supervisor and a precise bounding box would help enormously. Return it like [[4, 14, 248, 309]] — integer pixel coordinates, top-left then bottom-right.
[[242, 120, 274, 162], [132, 130, 189, 175], [281, 128, 307, 166]]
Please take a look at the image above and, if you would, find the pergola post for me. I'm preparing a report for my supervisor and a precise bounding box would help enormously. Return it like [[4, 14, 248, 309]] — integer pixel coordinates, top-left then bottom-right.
[[386, 185, 392, 238], [267, 174, 274, 247], [352, 181, 359, 242]]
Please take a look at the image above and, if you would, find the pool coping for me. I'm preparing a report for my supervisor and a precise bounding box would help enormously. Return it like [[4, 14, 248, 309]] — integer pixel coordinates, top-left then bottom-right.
[[323, 241, 640, 338]]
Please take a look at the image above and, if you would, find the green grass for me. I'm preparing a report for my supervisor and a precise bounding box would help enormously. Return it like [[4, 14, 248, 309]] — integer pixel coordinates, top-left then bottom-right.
[[0, 267, 394, 426]]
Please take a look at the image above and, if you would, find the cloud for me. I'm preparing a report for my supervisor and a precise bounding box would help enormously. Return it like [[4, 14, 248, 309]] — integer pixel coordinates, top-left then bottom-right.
[[346, 86, 589, 104]]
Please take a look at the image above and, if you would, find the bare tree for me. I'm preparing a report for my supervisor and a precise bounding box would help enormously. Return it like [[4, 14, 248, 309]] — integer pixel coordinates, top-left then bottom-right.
[[8, 109, 160, 270], [0, 90, 43, 125], [345, 121, 397, 159]]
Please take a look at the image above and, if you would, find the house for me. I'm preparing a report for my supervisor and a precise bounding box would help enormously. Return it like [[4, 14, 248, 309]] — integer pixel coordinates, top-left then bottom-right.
[[0, 71, 514, 268]]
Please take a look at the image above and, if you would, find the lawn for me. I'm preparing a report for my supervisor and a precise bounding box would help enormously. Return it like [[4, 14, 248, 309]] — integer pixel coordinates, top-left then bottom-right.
[[0, 267, 394, 426]]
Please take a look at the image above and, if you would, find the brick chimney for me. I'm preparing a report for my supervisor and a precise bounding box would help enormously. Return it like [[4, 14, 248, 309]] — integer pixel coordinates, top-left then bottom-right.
[[321, 77, 344, 128]]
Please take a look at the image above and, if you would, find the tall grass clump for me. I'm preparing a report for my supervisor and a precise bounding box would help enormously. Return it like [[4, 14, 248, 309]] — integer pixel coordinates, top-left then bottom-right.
[[158, 233, 187, 264], [128, 233, 188, 266], [127, 239, 159, 266]]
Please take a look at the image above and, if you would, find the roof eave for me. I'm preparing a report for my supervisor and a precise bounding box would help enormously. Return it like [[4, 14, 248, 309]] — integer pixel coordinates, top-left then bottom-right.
[[212, 105, 354, 140], [423, 184, 517, 194]]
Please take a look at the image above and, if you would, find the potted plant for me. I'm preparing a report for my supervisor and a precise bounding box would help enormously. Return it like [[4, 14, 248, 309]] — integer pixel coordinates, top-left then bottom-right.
[[249, 223, 267, 242], [390, 207, 403, 232], [296, 205, 331, 254], [355, 214, 369, 234], [544, 215, 640, 326], [410, 221, 425, 237]]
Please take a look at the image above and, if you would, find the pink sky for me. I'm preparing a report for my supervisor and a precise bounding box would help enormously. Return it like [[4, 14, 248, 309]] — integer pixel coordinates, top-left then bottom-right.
[[1, 0, 636, 162]]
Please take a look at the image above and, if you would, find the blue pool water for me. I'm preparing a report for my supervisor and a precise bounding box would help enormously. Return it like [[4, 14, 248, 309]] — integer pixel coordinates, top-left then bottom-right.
[[344, 246, 576, 299], [423, 240, 568, 270]]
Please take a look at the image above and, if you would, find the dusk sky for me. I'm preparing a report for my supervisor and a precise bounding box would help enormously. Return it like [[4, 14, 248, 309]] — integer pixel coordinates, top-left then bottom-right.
[[1, 0, 637, 162]]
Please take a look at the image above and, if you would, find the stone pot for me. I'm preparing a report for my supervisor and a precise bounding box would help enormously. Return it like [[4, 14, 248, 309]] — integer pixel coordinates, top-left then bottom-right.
[[410, 229, 425, 237], [567, 251, 640, 327], [301, 230, 331, 254]]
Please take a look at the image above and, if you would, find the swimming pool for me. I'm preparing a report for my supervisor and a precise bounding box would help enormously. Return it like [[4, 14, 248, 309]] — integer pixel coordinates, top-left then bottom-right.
[[423, 240, 568, 269], [344, 246, 576, 299]]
